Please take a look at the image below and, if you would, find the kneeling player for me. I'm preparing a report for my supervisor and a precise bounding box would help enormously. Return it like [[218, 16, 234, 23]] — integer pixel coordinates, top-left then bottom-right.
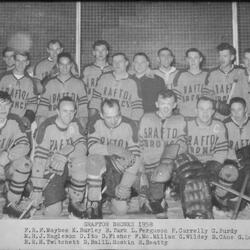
[[87, 99, 140, 218], [0, 91, 31, 218], [30, 96, 87, 218]]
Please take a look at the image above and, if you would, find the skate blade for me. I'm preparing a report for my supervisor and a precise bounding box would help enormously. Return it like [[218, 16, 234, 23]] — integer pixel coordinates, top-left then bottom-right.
[[68, 212, 85, 220]]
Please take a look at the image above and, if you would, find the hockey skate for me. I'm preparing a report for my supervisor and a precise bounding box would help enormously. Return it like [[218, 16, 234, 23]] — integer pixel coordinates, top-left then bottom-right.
[[68, 200, 86, 219], [141, 198, 168, 218], [86, 200, 103, 219]]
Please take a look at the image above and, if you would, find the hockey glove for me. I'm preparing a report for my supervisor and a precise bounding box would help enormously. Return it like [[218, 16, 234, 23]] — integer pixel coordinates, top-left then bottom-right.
[[50, 153, 68, 176]]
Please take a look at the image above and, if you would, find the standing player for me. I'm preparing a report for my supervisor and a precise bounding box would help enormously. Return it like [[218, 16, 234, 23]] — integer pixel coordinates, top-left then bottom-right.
[[89, 53, 143, 122], [30, 96, 87, 218], [0, 91, 31, 218], [36, 52, 88, 128], [172, 48, 208, 118], [202, 43, 249, 119], [153, 47, 178, 89], [82, 40, 112, 105], [186, 96, 228, 163], [138, 89, 187, 216], [242, 48, 250, 108], [224, 97, 250, 160], [33, 39, 79, 84], [87, 99, 140, 218], [0, 51, 38, 130], [131, 52, 165, 113]]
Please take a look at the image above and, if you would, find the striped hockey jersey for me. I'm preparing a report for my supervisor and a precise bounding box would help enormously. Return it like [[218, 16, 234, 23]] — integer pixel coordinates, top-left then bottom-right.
[[173, 70, 208, 117], [0, 71, 38, 117], [33, 58, 79, 81], [37, 76, 88, 119], [89, 72, 143, 122], [82, 63, 112, 103], [224, 116, 250, 159], [153, 66, 179, 89], [186, 118, 228, 163], [0, 113, 30, 160], [87, 114, 140, 158], [33, 115, 86, 177], [139, 112, 187, 170]]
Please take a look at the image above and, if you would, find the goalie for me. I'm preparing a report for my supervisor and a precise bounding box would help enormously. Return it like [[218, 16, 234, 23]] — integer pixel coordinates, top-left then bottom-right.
[[30, 96, 87, 218]]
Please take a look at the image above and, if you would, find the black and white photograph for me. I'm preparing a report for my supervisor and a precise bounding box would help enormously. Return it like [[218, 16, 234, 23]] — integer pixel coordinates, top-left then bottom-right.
[[0, 1, 250, 249]]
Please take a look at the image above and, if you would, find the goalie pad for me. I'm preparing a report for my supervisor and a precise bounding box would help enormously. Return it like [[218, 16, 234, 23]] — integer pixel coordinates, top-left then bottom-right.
[[151, 160, 174, 183]]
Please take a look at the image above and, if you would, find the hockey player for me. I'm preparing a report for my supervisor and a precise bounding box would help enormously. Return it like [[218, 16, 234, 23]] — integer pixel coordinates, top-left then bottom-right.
[[30, 96, 87, 218], [187, 96, 228, 163], [82, 40, 112, 105], [242, 48, 250, 105], [87, 99, 140, 218], [131, 52, 166, 113], [153, 47, 178, 89], [89, 53, 143, 122], [1, 47, 15, 73], [33, 39, 79, 84], [0, 91, 31, 218], [0, 51, 38, 131], [137, 89, 187, 216], [224, 97, 250, 160], [36, 52, 88, 128], [172, 48, 208, 118], [202, 43, 249, 119]]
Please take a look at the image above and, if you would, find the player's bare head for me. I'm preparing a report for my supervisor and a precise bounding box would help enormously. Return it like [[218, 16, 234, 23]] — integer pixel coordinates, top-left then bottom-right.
[[57, 96, 76, 127], [92, 40, 110, 61], [47, 39, 63, 60], [217, 43, 236, 67], [2, 47, 15, 68], [243, 48, 250, 70], [156, 89, 177, 118], [14, 51, 30, 74], [229, 97, 247, 122], [133, 52, 150, 75], [185, 48, 204, 68], [196, 96, 215, 125], [112, 53, 129, 74], [157, 47, 175, 68], [0, 91, 12, 122], [57, 52, 72, 75], [100, 99, 122, 128]]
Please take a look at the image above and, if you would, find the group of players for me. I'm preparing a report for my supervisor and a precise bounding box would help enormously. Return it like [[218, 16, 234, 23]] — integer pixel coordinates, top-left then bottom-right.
[[0, 38, 250, 219]]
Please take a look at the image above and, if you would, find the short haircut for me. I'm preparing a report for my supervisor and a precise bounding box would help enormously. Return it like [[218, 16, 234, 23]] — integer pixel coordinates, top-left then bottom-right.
[[196, 96, 215, 109], [47, 39, 63, 49], [112, 52, 129, 62], [157, 89, 177, 103], [229, 97, 247, 109], [157, 47, 174, 57], [92, 40, 110, 51], [0, 91, 12, 104], [216, 42, 236, 56], [133, 52, 150, 63], [14, 51, 30, 61], [243, 48, 250, 55], [185, 48, 204, 58], [2, 47, 14, 57], [100, 98, 120, 114], [57, 52, 72, 63], [57, 96, 76, 110]]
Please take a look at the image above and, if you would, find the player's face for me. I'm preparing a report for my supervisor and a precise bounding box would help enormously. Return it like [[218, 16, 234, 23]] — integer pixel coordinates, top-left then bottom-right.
[[101, 104, 122, 129], [58, 57, 72, 75], [231, 102, 247, 123], [112, 55, 128, 74], [3, 51, 15, 68], [186, 51, 202, 69], [47, 42, 63, 60], [243, 52, 250, 70], [15, 54, 29, 74], [158, 50, 173, 68], [156, 96, 176, 118], [57, 101, 75, 126], [133, 55, 149, 75], [196, 100, 214, 125], [219, 50, 234, 68], [0, 101, 12, 123], [93, 45, 108, 61]]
